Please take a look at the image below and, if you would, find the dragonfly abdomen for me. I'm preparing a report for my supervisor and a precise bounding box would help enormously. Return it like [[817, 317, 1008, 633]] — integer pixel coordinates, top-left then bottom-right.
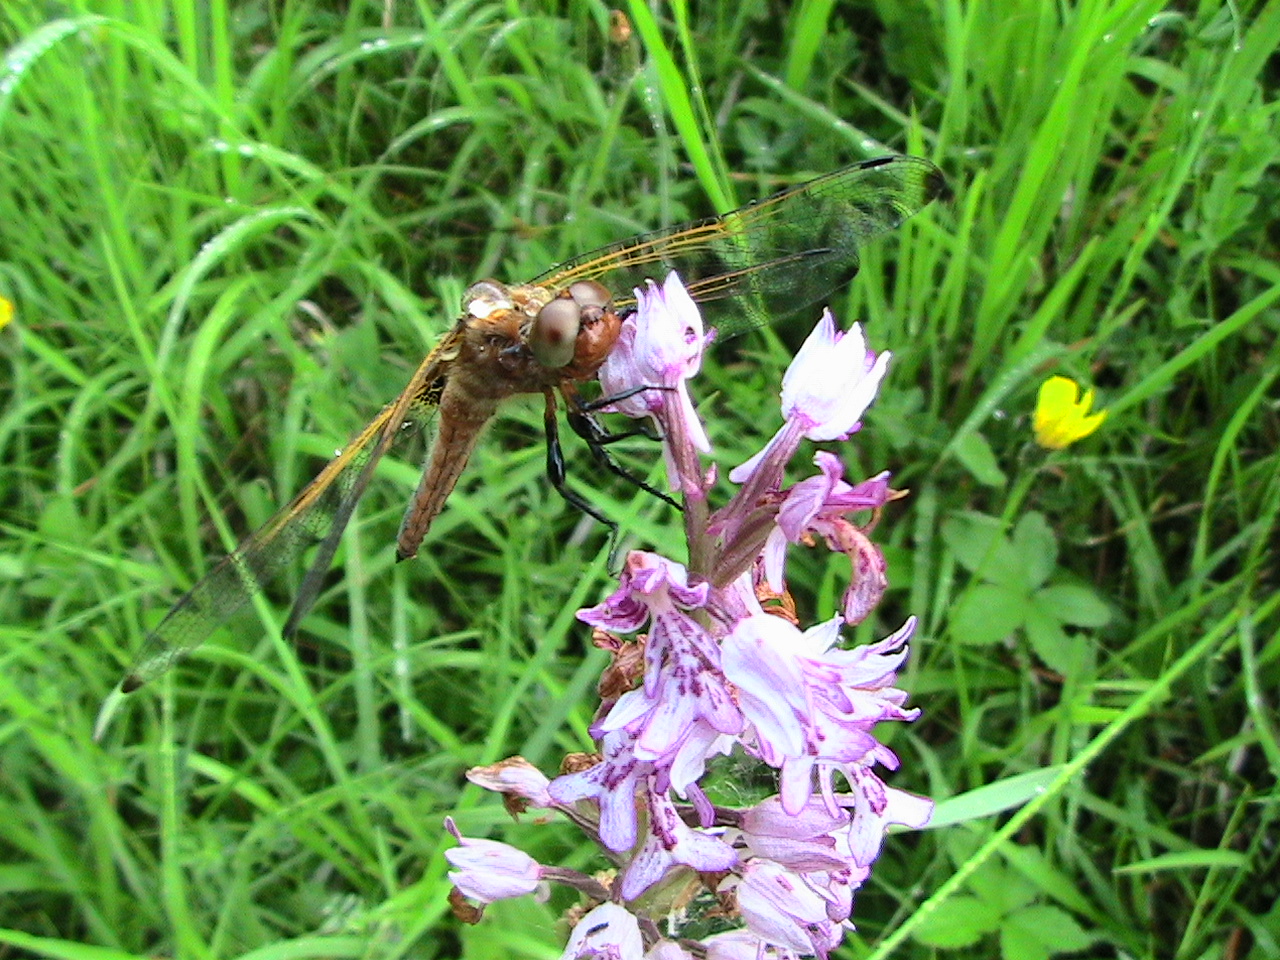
[[396, 381, 500, 561]]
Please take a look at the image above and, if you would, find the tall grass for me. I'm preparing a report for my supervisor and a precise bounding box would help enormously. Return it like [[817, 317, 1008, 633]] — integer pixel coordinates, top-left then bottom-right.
[[0, 0, 1276, 956]]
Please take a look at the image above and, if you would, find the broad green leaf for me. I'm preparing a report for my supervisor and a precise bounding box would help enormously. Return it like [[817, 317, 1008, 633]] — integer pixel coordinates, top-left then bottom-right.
[[951, 582, 1027, 645], [1024, 605, 1077, 675], [1037, 583, 1112, 627], [942, 512, 1006, 573], [942, 511, 1023, 584], [1000, 918, 1052, 960], [1005, 905, 1095, 954], [970, 863, 1036, 914], [1012, 512, 1058, 589], [953, 430, 1008, 488], [913, 895, 1000, 947], [1001, 844, 1097, 916]]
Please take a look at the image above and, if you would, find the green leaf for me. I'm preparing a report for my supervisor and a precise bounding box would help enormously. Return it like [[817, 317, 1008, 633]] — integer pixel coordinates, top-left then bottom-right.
[[1002, 844, 1098, 916], [1024, 605, 1078, 674], [951, 582, 1028, 645], [1037, 583, 1111, 627], [970, 862, 1036, 914], [942, 512, 1010, 577], [1005, 905, 1095, 953], [0, 553, 25, 580], [952, 430, 1008, 488], [1115, 849, 1250, 873], [1011, 512, 1058, 589], [942, 511, 1031, 585], [927, 768, 1067, 828], [1001, 918, 1052, 960], [995, 872, 1040, 915], [36, 495, 81, 542], [0, 16, 107, 127], [913, 894, 1001, 947]]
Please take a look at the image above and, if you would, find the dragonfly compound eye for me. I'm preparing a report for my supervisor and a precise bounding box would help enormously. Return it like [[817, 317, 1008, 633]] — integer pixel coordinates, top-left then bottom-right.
[[530, 296, 581, 368], [568, 280, 612, 311]]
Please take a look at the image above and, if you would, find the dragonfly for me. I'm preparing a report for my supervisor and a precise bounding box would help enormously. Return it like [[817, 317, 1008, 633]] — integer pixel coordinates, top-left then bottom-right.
[[118, 154, 948, 695]]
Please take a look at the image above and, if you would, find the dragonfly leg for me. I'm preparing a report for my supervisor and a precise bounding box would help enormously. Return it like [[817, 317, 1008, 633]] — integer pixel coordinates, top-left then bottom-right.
[[573, 384, 674, 447], [564, 411, 682, 513], [572, 411, 662, 447], [559, 383, 682, 511], [543, 391, 621, 558], [575, 383, 674, 415]]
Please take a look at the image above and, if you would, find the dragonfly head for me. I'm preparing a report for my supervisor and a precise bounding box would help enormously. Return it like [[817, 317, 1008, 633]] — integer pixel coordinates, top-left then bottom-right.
[[528, 280, 613, 369]]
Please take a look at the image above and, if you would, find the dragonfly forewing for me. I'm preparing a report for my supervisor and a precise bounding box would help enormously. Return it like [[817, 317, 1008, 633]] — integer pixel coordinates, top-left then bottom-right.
[[532, 155, 947, 337]]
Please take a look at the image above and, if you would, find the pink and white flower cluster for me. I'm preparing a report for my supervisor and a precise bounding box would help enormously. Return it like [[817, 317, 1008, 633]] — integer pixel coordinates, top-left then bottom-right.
[[445, 274, 930, 959]]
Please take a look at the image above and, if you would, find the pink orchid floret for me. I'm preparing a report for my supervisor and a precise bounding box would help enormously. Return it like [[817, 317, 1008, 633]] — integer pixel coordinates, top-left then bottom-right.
[[733, 859, 845, 958], [579, 551, 709, 636], [721, 614, 922, 816], [465, 757, 554, 809], [619, 784, 737, 900], [580, 553, 742, 819], [581, 555, 743, 786], [583, 554, 740, 762], [560, 902, 644, 960], [444, 817, 546, 904], [597, 272, 713, 488], [762, 453, 892, 624], [773, 455, 890, 544], [703, 930, 772, 960], [841, 767, 935, 868], [782, 310, 889, 440], [599, 672, 741, 790], [737, 796, 852, 873], [547, 727, 651, 852], [646, 941, 696, 960], [729, 311, 889, 487]]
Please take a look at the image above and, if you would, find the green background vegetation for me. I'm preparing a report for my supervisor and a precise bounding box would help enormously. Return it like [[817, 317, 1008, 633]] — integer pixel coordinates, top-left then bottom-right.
[[1, 0, 1276, 957]]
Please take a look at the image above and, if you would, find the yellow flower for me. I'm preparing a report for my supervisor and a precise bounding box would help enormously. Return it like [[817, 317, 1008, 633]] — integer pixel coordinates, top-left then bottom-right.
[[1034, 376, 1107, 450], [0, 296, 12, 331]]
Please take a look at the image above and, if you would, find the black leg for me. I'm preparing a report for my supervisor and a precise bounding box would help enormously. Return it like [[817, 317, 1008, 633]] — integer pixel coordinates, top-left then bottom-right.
[[565, 405, 682, 513], [570, 412, 661, 447], [543, 391, 621, 558], [575, 383, 674, 415]]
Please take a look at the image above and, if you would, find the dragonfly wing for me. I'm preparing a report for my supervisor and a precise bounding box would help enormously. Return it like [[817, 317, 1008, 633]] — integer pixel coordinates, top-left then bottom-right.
[[121, 346, 451, 693], [279, 348, 447, 641], [530, 155, 947, 337]]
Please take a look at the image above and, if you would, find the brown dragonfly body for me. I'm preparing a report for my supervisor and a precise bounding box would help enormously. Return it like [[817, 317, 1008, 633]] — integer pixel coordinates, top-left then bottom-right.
[[117, 154, 948, 694], [395, 278, 623, 561]]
